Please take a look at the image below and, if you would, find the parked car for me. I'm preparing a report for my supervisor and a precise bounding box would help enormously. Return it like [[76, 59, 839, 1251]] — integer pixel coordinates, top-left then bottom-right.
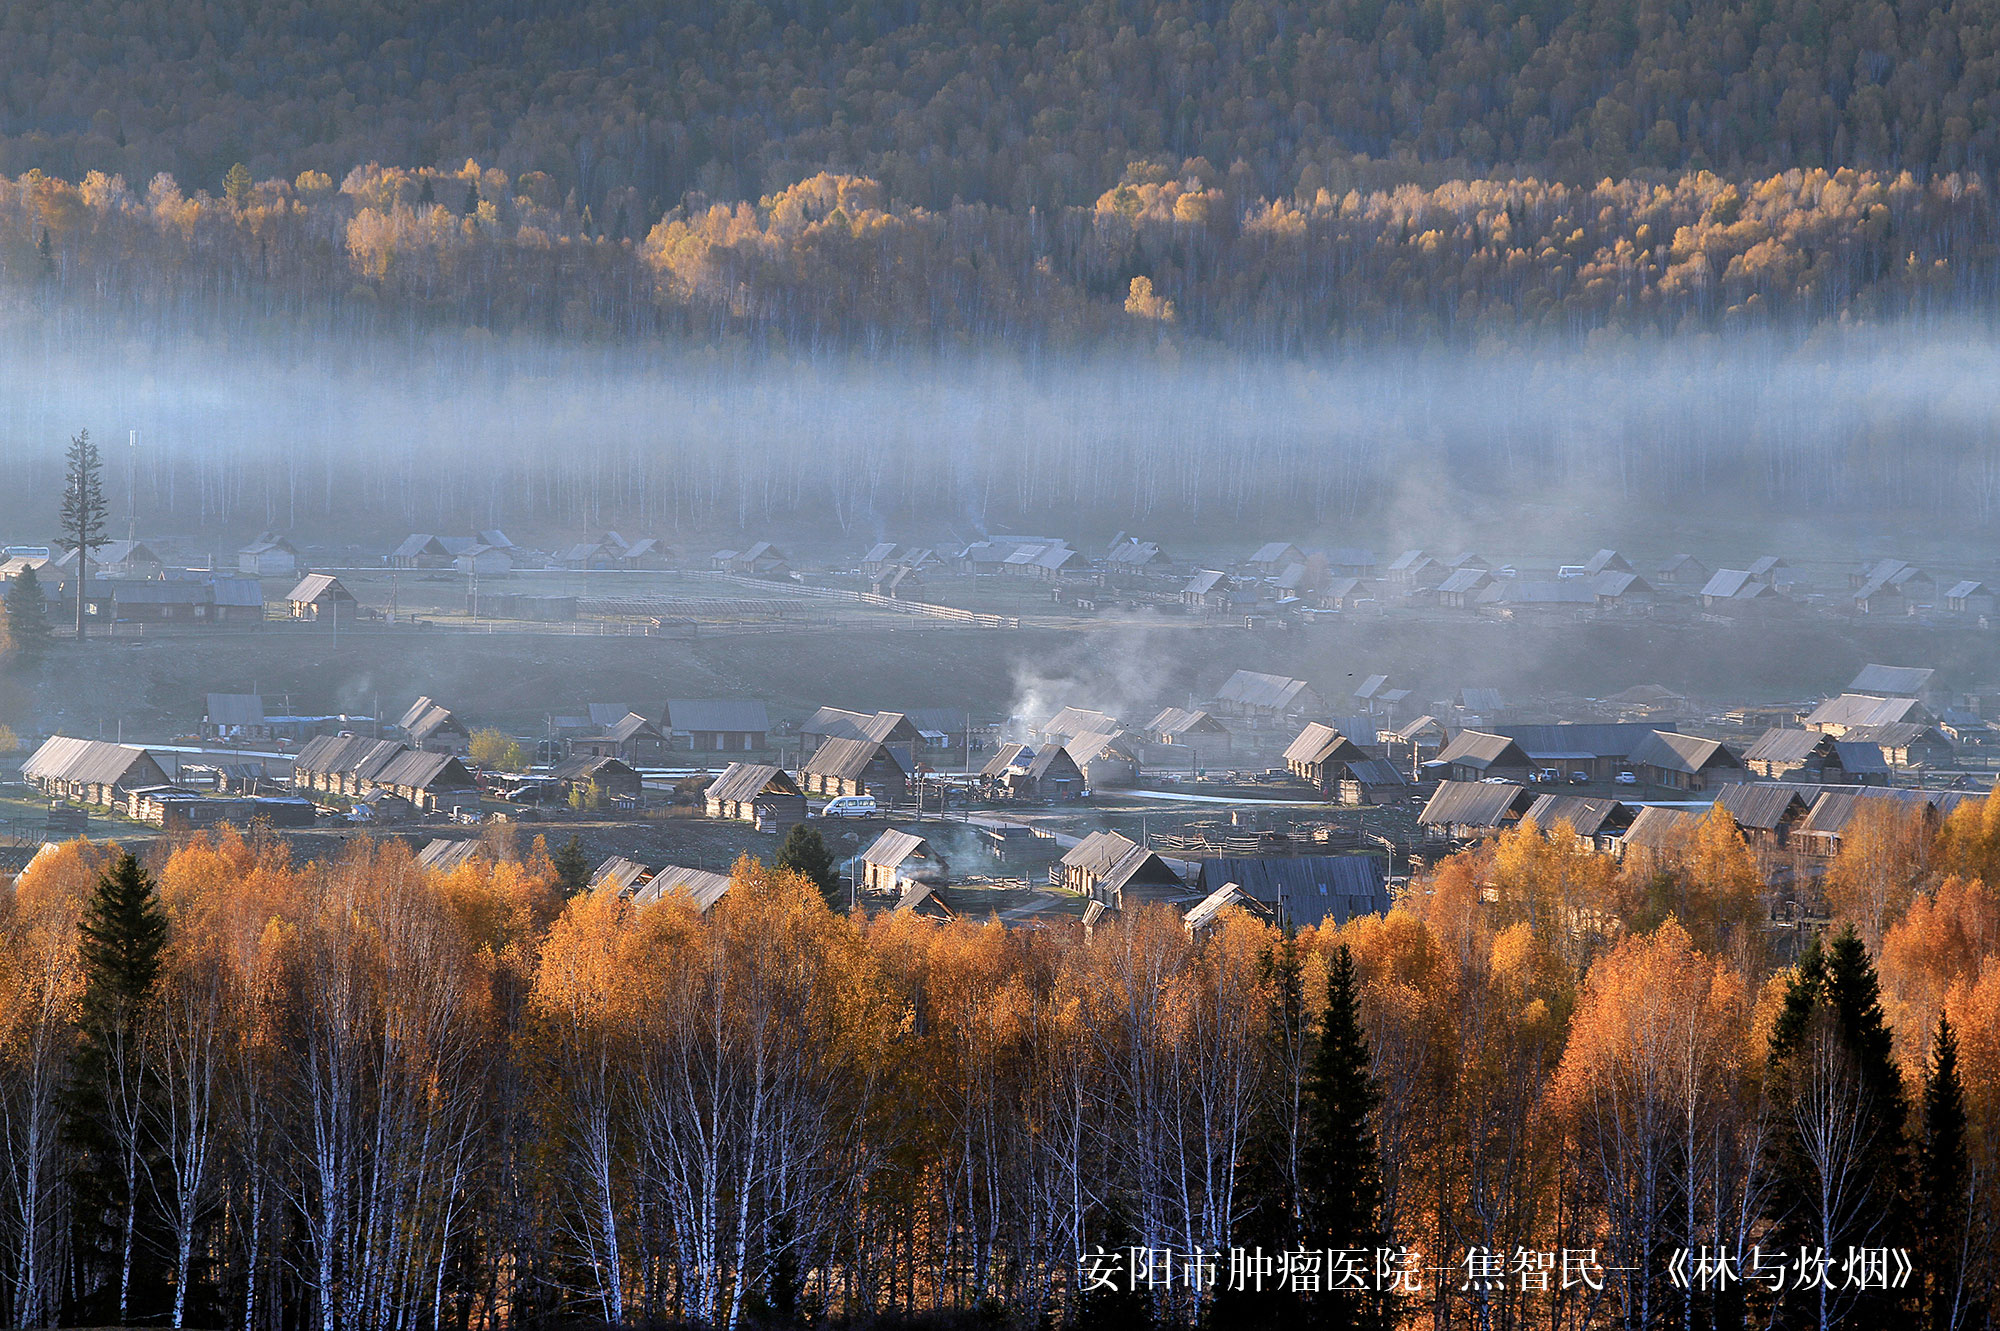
[[1615, 771, 1639, 785], [1532, 768, 1560, 783], [817, 794, 879, 818], [1569, 772, 1591, 784]]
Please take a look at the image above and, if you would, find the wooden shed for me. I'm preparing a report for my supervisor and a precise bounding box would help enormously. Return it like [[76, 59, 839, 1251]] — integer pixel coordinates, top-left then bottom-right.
[[860, 829, 948, 896], [802, 737, 909, 800], [704, 763, 807, 831]]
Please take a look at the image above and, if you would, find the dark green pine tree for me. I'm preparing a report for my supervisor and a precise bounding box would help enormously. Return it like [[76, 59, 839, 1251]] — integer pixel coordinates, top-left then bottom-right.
[[1208, 931, 1309, 1330], [5, 563, 53, 650], [551, 834, 591, 896], [774, 824, 843, 907], [65, 851, 171, 1325], [1765, 928, 1910, 1329], [1298, 944, 1391, 1331], [1919, 1016, 1980, 1331], [462, 180, 481, 216]]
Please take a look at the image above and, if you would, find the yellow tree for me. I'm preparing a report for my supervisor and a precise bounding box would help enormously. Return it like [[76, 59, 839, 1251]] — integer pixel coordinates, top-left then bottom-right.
[[1551, 920, 1748, 1328]]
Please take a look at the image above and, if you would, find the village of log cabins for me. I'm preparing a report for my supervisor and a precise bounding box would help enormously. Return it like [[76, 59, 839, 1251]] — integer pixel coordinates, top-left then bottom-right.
[[11, 0, 2000, 1325], [10, 533, 1996, 929]]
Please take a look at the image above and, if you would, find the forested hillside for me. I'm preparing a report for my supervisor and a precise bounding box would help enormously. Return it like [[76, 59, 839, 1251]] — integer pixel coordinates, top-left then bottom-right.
[[6, 0, 2000, 216]]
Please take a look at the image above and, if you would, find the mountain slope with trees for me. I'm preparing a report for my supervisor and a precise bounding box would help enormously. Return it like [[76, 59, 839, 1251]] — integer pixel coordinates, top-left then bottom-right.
[[5, 0, 2000, 220]]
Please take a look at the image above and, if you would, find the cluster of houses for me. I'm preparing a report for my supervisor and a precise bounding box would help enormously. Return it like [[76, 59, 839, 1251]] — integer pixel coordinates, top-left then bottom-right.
[[1418, 772, 1977, 863], [833, 533, 2000, 625], [21, 736, 314, 829], [1414, 662, 1977, 857]]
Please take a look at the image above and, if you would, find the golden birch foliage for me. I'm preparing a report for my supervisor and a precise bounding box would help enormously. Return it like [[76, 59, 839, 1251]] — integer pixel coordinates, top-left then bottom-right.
[[1936, 784, 2000, 883], [1617, 806, 1766, 967], [1878, 875, 2000, 1065], [1822, 799, 1933, 948], [1489, 818, 1623, 972], [1553, 918, 1747, 1118]]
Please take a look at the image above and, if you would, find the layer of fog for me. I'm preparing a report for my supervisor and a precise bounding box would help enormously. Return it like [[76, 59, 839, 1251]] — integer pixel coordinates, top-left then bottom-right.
[[2, 320, 1998, 549]]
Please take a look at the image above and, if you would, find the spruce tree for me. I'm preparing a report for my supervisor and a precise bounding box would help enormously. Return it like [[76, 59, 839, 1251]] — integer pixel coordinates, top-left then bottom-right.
[[551, 834, 591, 896], [5, 563, 52, 650], [1298, 944, 1390, 1331], [1919, 1016, 1979, 1331], [1210, 932, 1309, 1329], [1765, 928, 1910, 1328], [65, 851, 170, 1324], [774, 824, 843, 907], [59, 427, 107, 641]]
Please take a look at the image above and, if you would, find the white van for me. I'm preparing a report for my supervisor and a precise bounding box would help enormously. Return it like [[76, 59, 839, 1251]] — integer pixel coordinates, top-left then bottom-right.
[[818, 794, 879, 818]]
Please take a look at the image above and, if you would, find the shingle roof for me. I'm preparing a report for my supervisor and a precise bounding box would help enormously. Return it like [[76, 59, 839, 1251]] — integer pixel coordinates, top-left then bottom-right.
[[1215, 670, 1312, 710], [1745, 728, 1833, 765], [1436, 568, 1489, 595], [591, 856, 654, 895], [862, 830, 932, 868], [1700, 569, 1754, 598], [1343, 758, 1408, 787], [393, 534, 448, 559], [1622, 806, 1699, 850], [1029, 745, 1087, 780], [1061, 830, 1143, 875], [630, 864, 732, 910], [1715, 783, 1815, 831], [1064, 729, 1138, 764], [1495, 722, 1676, 759], [23, 736, 166, 788], [372, 750, 473, 790], [1183, 884, 1270, 933], [293, 734, 405, 779], [1831, 741, 1892, 773], [1590, 571, 1650, 598], [1436, 730, 1529, 769], [597, 712, 660, 742], [803, 737, 904, 780], [1283, 722, 1364, 766], [980, 743, 1034, 779], [550, 754, 636, 782], [1628, 731, 1739, 774], [1195, 856, 1388, 929], [1524, 794, 1631, 837], [1041, 706, 1119, 739], [803, 706, 874, 738], [1839, 721, 1941, 749], [705, 763, 799, 804], [417, 839, 487, 872], [1418, 780, 1530, 828], [1847, 665, 1936, 697], [1805, 694, 1928, 729], [1147, 707, 1225, 736], [286, 573, 349, 603]]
